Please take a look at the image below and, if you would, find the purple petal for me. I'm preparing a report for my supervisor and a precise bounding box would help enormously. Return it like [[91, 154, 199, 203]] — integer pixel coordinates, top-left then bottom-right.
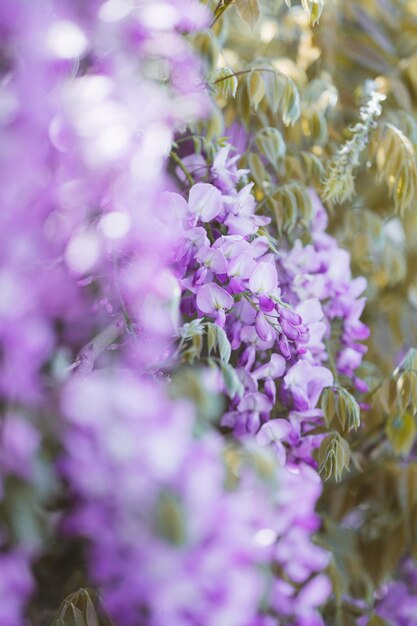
[[249, 262, 278, 294], [256, 419, 291, 447], [253, 354, 286, 380], [281, 319, 299, 341], [259, 295, 275, 312], [278, 306, 302, 326], [188, 183, 222, 222], [255, 311, 273, 342], [196, 283, 234, 315], [297, 574, 332, 608]]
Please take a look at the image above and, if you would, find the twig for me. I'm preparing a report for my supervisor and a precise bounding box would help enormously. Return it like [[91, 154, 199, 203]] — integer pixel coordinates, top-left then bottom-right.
[[213, 67, 279, 84], [210, 0, 235, 28], [70, 320, 124, 376], [169, 151, 195, 187]]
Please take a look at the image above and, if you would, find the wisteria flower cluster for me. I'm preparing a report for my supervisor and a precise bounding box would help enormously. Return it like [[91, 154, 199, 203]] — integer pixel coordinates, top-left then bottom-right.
[[62, 371, 275, 626], [173, 147, 367, 452]]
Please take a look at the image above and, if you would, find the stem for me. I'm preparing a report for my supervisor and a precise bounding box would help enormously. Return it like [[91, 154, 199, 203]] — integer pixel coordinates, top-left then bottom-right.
[[169, 150, 195, 187], [325, 338, 340, 385], [70, 320, 124, 376], [243, 293, 281, 333], [213, 67, 281, 85], [210, 0, 235, 28]]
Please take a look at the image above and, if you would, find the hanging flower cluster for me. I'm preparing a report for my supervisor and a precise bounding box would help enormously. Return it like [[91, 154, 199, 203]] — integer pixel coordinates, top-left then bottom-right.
[[172, 146, 368, 453]]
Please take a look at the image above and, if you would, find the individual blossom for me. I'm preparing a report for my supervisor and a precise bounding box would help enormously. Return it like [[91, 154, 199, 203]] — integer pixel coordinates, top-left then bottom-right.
[[196, 283, 234, 326], [283, 360, 334, 412]]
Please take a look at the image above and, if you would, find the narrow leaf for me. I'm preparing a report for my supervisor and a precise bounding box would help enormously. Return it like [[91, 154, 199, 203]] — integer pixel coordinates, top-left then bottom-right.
[[235, 0, 261, 29]]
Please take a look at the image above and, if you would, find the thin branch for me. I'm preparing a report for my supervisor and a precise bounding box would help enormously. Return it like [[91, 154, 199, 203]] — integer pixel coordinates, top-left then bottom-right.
[[210, 0, 235, 28], [70, 320, 124, 376], [169, 150, 195, 187], [325, 338, 341, 386], [213, 67, 279, 85]]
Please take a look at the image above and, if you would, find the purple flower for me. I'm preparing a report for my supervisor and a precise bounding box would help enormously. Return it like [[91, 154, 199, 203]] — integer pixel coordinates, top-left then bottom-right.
[[252, 354, 286, 380], [196, 283, 234, 326], [0, 550, 34, 626], [0, 414, 39, 483], [256, 420, 291, 466], [188, 183, 223, 222], [249, 262, 278, 294], [61, 370, 289, 626], [297, 574, 332, 608], [255, 311, 274, 342], [284, 361, 334, 411]]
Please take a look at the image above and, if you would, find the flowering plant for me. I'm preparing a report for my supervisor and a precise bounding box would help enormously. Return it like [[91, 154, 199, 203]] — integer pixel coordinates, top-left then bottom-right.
[[1, 1, 417, 626]]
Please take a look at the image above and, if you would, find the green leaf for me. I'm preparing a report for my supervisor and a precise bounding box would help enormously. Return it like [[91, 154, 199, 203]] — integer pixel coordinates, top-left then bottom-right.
[[155, 491, 186, 546], [206, 323, 231, 362], [207, 323, 217, 356], [190, 31, 219, 73], [321, 387, 336, 428], [386, 412, 416, 455], [305, 110, 328, 146], [180, 319, 205, 363], [180, 319, 205, 341], [318, 432, 350, 481], [215, 326, 232, 363], [255, 127, 286, 169], [395, 371, 417, 414], [281, 77, 301, 126], [271, 182, 312, 233], [235, 0, 261, 29], [263, 70, 281, 113], [248, 71, 265, 110], [321, 387, 361, 432], [301, 0, 324, 26], [215, 67, 238, 99], [220, 362, 244, 398], [396, 348, 417, 373], [372, 122, 417, 215], [248, 152, 271, 188], [206, 106, 224, 141]]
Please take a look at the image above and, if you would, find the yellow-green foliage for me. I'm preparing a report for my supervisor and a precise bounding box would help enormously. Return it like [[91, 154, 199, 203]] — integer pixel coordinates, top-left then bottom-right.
[[198, 1, 417, 621]]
